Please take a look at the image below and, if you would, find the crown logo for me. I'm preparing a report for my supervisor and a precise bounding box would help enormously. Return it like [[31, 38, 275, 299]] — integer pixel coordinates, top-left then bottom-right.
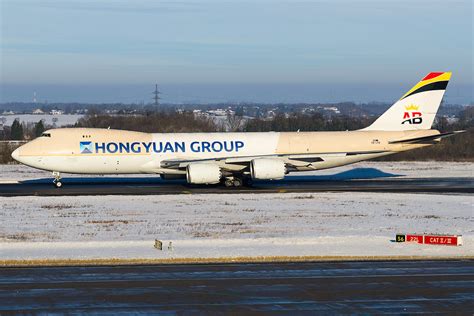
[[405, 104, 419, 111]]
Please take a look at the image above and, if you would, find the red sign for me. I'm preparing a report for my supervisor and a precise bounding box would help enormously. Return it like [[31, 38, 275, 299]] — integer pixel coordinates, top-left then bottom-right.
[[406, 234, 424, 244], [424, 235, 459, 246], [396, 234, 462, 246]]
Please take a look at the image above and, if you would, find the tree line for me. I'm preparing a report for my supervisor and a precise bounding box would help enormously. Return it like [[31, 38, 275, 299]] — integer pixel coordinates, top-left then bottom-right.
[[2, 119, 46, 141], [74, 111, 217, 133], [0, 106, 472, 163]]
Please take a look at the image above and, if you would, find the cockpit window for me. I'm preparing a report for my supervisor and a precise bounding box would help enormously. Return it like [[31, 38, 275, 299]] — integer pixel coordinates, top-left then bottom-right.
[[41, 133, 51, 137]]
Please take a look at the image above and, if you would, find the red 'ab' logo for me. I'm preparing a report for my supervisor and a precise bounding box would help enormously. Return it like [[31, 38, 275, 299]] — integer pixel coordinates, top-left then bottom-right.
[[402, 105, 422, 124]]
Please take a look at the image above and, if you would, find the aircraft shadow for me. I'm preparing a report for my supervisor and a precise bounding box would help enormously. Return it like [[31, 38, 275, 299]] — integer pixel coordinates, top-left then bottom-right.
[[283, 168, 401, 182]]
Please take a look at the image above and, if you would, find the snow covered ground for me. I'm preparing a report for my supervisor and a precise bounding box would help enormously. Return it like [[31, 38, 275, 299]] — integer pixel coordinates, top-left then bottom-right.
[[3, 236, 471, 262], [0, 161, 473, 182], [0, 114, 83, 127], [1, 161, 472, 262], [1, 192, 472, 261]]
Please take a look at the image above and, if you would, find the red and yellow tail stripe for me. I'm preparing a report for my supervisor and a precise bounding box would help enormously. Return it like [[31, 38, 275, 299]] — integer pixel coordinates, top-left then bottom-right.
[[400, 72, 451, 100]]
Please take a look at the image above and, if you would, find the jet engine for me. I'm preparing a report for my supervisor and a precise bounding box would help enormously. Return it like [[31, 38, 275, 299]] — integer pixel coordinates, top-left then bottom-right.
[[186, 163, 221, 184], [250, 158, 286, 180]]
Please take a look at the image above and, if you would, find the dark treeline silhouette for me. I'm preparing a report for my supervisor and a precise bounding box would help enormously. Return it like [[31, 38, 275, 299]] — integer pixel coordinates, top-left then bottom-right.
[[243, 113, 373, 132], [9, 119, 24, 140], [75, 111, 217, 133], [1, 119, 46, 141], [0, 119, 47, 163], [0, 106, 472, 163]]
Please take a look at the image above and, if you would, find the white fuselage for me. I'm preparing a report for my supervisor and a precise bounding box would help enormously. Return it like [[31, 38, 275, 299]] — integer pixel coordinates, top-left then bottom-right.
[[12, 128, 434, 176]]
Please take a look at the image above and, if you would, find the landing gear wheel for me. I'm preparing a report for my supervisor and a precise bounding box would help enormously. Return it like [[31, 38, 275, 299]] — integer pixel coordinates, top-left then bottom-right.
[[233, 178, 243, 187], [52, 171, 62, 188], [224, 179, 234, 187]]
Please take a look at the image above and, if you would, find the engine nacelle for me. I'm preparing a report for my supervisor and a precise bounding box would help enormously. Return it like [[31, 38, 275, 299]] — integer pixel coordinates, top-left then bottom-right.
[[186, 163, 221, 184], [250, 158, 286, 180]]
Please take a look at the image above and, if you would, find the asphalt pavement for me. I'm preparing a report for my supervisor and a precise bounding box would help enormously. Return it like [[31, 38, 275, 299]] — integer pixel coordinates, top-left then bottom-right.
[[1, 260, 472, 314], [0, 176, 472, 196]]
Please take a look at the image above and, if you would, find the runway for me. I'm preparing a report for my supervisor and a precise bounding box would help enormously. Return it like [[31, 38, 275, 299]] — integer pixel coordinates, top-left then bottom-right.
[[0, 176, 472, 196], [1, 260, 472, 314]]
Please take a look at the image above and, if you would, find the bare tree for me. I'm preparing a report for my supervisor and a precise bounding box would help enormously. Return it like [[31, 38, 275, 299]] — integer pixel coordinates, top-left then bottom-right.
[[226, 114, 243, 132]]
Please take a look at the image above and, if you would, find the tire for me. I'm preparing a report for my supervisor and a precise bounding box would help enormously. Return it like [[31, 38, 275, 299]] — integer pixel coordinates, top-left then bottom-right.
[[224, 179, 234, 187], [233, 178, 243, 187]]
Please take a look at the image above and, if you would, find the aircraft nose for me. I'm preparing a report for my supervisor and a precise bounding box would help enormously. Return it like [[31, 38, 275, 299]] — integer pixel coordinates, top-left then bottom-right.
[[11, 147, 20, 161]]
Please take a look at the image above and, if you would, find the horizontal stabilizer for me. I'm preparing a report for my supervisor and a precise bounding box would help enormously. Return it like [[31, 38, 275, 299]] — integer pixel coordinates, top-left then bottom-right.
[[388, 130, 465, 144]]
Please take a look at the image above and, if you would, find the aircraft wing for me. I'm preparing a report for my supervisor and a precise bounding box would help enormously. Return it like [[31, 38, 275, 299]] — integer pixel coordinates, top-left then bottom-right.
[[159, 150, 388, 171], [161, 154, 323, 169]]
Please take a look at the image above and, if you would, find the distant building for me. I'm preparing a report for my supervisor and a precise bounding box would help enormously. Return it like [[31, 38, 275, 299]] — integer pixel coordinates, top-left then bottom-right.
[[32, 108, 45, 114], [50, 109, 64, 115], [266, 110, 276, 118], [2, 110, 14, 115], [324, 106, 341, 114], [208, 109, 231, 116], [445, 117, 459, 124]]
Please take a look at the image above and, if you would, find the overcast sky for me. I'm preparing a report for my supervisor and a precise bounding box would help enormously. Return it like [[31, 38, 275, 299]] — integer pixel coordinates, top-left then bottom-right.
[[0, 0, 472, 103]]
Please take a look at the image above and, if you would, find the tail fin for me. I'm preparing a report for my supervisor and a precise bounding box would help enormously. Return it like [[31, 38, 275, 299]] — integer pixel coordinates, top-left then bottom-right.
[[363, 72, 451, 131]]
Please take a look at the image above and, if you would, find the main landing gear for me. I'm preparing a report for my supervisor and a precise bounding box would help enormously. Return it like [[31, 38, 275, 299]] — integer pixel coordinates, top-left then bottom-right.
[[52, 171, 62, 188], [224, 177, 242, 187], [223, 177, 252, 187]]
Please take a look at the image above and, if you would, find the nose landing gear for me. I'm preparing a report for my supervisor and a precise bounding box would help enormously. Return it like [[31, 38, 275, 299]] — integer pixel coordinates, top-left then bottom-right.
[[52, 171, 62, 188]]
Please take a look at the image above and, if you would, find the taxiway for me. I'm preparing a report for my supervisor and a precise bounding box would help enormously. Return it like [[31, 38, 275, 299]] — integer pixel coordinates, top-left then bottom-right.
[[0, 176, 472, 196], [1, 260, 472, 314]]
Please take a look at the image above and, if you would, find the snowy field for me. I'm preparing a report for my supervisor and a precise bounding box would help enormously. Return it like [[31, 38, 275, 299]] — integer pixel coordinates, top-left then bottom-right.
[[0, 161, 472, 262], [0, 114, 83, 127], [0, 161, 473, 182], [1, 192, 472, 261]]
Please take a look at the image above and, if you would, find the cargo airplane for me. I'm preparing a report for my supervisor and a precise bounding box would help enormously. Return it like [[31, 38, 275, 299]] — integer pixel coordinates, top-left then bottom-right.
[[12, 72, 463, 187]]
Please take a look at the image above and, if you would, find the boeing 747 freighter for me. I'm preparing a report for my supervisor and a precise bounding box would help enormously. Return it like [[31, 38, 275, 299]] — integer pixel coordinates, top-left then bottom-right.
[[12, 72, 463, 187]]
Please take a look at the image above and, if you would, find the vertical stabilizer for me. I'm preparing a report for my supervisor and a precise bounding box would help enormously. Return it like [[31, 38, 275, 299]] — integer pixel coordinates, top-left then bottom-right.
[[363, 72, 451, 131]]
